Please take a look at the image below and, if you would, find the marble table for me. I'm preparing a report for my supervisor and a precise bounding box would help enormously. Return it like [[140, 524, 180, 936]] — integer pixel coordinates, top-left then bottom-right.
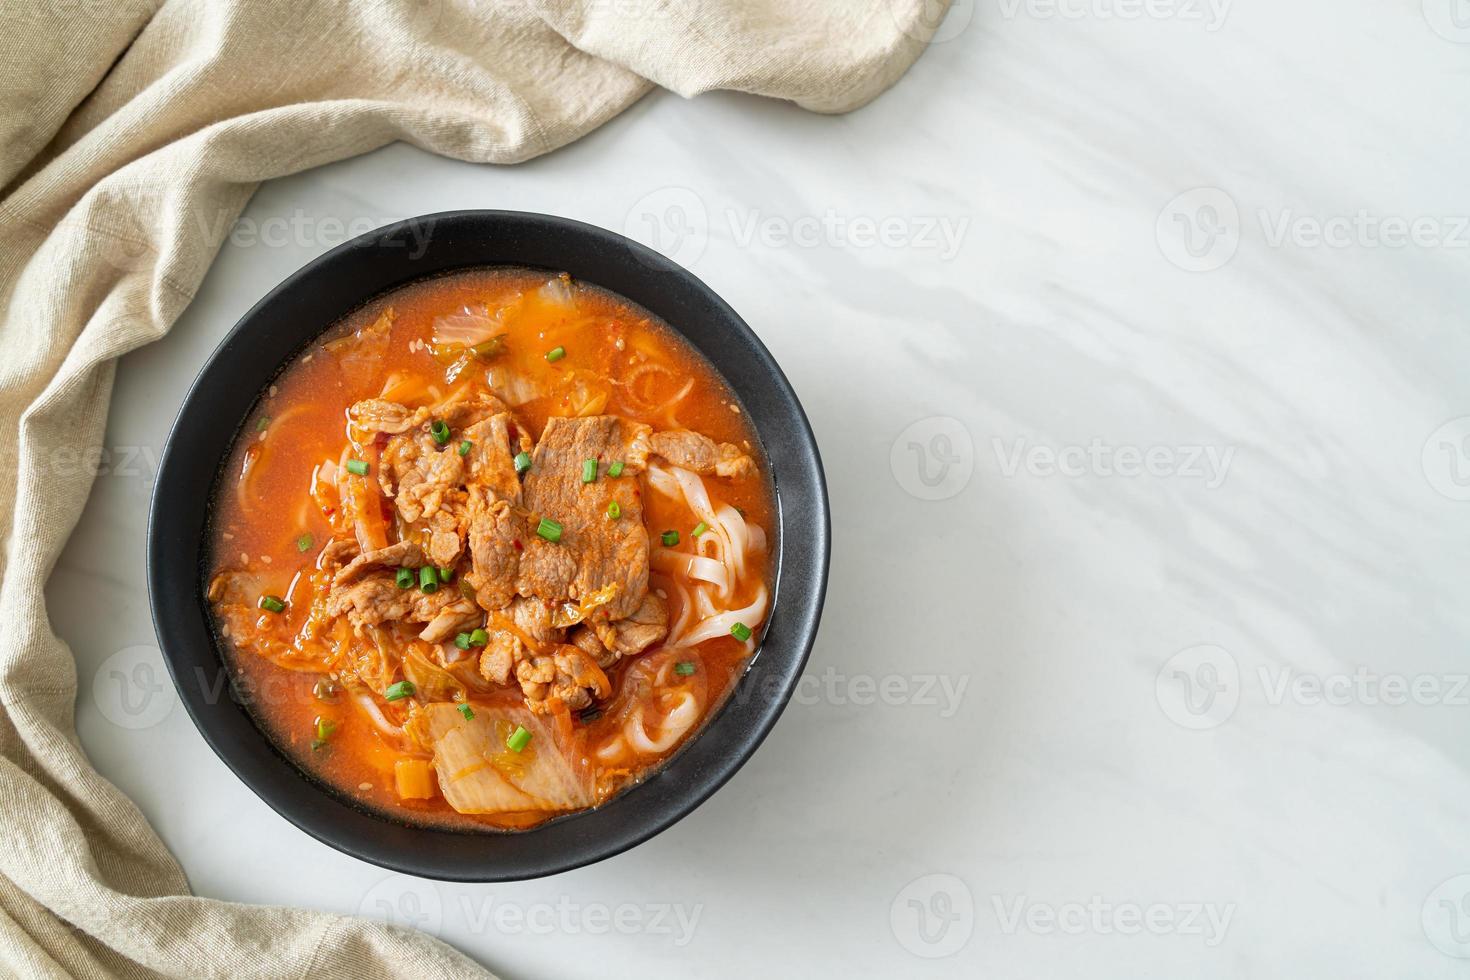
[[49, 1, 1470, 976]]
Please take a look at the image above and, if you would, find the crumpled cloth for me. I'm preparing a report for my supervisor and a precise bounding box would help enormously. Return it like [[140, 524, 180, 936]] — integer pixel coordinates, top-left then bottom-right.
[[0, 0, 944, 976]]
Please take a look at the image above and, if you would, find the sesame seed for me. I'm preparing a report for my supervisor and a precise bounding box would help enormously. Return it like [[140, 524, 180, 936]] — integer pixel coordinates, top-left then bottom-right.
[[260, 555, 271, 564], [359, 782, 373, 791]]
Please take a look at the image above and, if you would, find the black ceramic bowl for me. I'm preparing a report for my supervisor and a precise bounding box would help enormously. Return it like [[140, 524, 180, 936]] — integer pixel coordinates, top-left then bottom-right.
[[147, 210, 829, 881]]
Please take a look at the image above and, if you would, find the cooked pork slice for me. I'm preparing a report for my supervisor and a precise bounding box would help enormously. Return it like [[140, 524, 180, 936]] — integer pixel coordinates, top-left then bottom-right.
[[591, 593, 669, 658], [477, 597, 564, 686], [333, 540, 425, 586], [348, 398, 430, 435], [649, 429, 755, 479], [325, 574, 419, 628], [516, 416, 652, 621], [460, 413, 529, 504], [466, 490, 529, 611], [396, 444, 466, 523], [516, 645, 611, 713], [569, 625, 614, 667], [425, 508, 467, 567], [319, 538, 359, 570], [439, 391, 512, 430]]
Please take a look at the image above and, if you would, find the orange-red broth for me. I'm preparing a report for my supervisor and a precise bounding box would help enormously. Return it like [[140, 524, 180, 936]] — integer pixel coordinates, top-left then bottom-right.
[[208, 268, 773, 830]]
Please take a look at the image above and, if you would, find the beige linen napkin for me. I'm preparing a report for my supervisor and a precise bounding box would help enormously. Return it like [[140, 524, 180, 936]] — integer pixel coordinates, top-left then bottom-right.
[[0, 0, 945, 976]]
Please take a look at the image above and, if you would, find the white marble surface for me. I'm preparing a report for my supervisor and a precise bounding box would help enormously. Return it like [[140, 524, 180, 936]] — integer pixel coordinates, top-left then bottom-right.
[[47, 2, 1470, 976]]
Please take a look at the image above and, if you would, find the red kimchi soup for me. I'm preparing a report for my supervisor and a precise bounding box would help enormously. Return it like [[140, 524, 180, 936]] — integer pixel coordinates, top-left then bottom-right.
[[207, 268, 773, 830]]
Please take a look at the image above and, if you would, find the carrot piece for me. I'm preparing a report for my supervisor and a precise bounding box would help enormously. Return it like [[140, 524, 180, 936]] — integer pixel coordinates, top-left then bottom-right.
[[394, 758, 436, 800]]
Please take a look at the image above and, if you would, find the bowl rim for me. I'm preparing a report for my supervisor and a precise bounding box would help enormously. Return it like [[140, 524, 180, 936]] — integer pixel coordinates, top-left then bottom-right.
[[147, 209, 830, 881]]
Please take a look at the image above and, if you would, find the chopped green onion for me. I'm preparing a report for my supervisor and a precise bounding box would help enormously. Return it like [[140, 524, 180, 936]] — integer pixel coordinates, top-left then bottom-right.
[[608, 460, 625, 478], [395, 567, 414, 589], [581, 458, 597, 483], [607, 501, 621, 520], [469, 628, 489, 647], [296, 533, 314, 553], [316, 717, 336, 741], [506, 725, 532, 752], [438, 566, 454, 583], [692, 521, 709, 538], [545, 345, 566, 363], [384, 680, 415, 702], [419, 566, 439, 593], [311, 738, 329, 752], [458, 440, 472, 457], [458, 704, 475, 721], [345, 458, 369, 476], [514, 451, 532, 474], [730, 622, 752, 642], [255, 416, 270, 432], [674, 661, 696, 676], [430, 419, 450, 445], [537, 517, 563, 543], [454, 632, 471, 650], [661, 530, 679, 547], [258, 594, 285, 614]]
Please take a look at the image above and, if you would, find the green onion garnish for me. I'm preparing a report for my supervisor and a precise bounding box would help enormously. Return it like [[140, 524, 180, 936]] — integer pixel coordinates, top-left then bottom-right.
[[256, 416, 270, 432], [537, 517, 563, 542], [608, 460, 625, 477], [430, 419, 450, 445], [384, 680, 415, 702], [345, 458, 369, 476], [581, 458, 597, 483], [545, 345, 566, 363], [514, 451, 532, 474], [419, 566, 439, 593], [258, 595, 285, 614], [675, 661, 696, 676], [458, 704, 475, 721], [394, 567, 414, 589], [469, 628, 489, 647], [506, 725, 532, 752], [692, 521, 708, 538], [661, 530, 679, 547], [730, 622, 752, 642], [454, 632, 471, 650], [316, 717, 336, 741], [438, 566, 454, 583], [296, 533, 314, 553], [607, 501, 621, 520], [458, 440, 472, 457]]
